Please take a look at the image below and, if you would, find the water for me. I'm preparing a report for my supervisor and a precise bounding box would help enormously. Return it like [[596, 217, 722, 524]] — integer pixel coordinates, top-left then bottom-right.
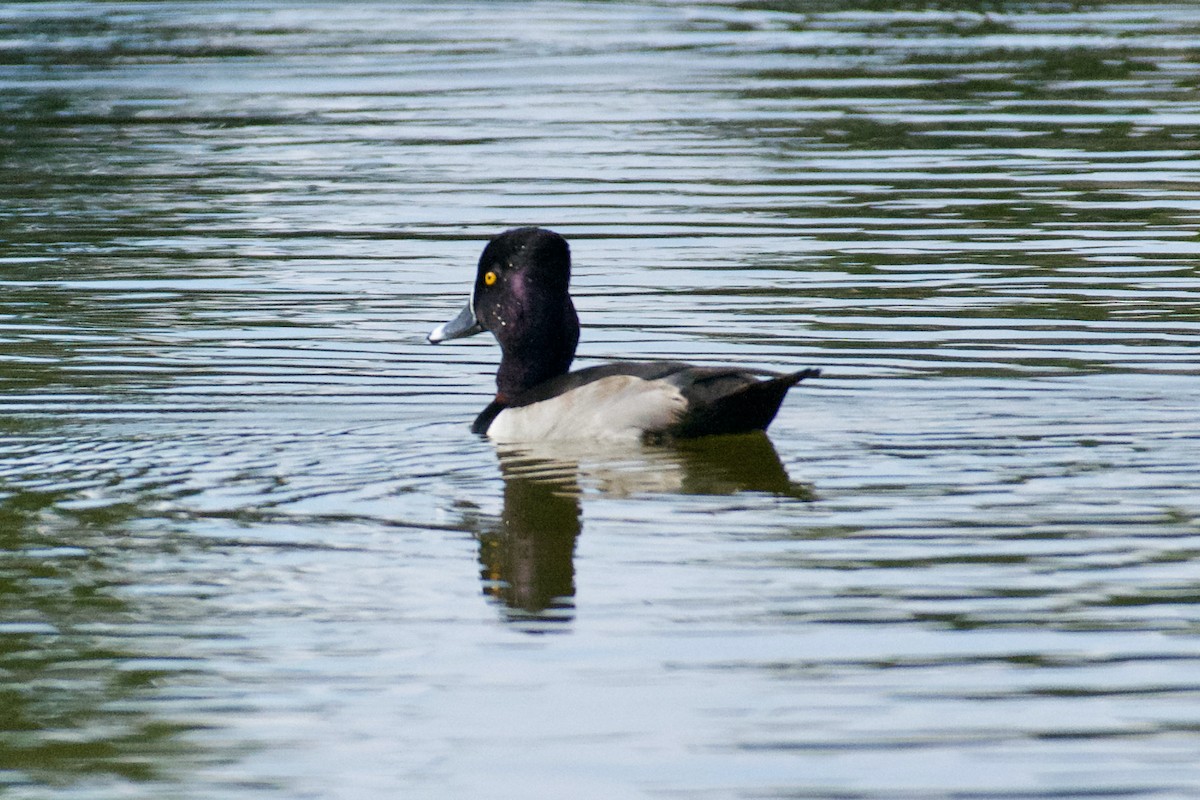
[[2, 1, 1200, 797]]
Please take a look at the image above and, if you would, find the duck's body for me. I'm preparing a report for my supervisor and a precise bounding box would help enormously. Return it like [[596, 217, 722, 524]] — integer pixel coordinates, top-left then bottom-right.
[[472, 361, 818, 442], [429, 227, 818, 442]]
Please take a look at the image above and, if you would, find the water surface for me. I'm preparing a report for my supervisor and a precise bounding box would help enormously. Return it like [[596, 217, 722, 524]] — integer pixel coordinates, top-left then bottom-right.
[[2, 2, 1200, 798]]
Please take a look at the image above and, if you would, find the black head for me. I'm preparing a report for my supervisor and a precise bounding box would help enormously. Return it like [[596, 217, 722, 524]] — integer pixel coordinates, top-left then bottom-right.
[[429, 227, 580, 399], [473, 227, 572, 333]]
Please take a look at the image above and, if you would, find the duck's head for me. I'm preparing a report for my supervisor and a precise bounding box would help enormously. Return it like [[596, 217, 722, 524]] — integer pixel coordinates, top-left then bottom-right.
[[429, 227, 580, 398]]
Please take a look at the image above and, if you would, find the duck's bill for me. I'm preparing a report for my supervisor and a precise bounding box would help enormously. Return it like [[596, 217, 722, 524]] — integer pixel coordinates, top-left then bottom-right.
[[428, 300, 483, 343]]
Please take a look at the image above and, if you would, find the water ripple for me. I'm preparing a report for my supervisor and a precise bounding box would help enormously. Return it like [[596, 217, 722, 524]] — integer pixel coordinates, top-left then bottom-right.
[[2, 2, 1200, 799]]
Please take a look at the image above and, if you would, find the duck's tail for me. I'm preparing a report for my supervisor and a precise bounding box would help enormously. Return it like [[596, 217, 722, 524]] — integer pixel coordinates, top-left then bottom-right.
[[672, 368, 820, 438]]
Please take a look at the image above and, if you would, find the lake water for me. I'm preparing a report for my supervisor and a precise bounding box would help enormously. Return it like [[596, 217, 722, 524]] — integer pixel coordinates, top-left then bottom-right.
[[3, 1, 1200, 797]]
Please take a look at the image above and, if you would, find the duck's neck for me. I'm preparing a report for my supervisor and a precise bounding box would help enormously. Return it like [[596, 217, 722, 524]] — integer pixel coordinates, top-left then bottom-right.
[[495, 299, 578, 399]]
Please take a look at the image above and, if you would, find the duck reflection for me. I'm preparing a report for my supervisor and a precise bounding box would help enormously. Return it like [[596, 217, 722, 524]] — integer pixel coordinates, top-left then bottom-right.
[[475, 433, 813, 628], [478, 456, 581, 627]]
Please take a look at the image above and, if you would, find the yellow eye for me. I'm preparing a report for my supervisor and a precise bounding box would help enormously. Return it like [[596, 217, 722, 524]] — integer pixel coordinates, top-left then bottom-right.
[[484, 270, 497, 286]]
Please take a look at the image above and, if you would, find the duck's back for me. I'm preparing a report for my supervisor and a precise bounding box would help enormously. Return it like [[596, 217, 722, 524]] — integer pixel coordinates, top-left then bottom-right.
[[474, 362, 819, 442]]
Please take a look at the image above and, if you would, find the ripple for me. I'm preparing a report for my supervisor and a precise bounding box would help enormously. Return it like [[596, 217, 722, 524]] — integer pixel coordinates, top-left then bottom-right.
[[2, 2, 1200, 799]]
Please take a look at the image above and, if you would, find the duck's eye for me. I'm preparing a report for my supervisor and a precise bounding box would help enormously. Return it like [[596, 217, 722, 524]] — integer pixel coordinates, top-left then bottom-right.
[[484, 270, 497, 287]]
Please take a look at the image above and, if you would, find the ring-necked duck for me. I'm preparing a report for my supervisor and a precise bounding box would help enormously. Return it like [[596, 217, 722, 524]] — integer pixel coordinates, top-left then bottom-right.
[[429, 227, 819, 441]]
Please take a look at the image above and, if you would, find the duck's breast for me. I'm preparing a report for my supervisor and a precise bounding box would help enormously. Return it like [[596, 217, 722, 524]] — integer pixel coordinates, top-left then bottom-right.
[[485, 375, 687, 442]]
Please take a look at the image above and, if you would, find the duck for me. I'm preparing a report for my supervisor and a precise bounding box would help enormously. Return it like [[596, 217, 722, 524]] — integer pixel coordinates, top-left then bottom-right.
[[428, 227, 819, 442]]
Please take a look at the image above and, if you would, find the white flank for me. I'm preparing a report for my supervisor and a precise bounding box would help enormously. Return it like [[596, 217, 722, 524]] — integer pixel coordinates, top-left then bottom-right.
[[486, 376, 687, 442]]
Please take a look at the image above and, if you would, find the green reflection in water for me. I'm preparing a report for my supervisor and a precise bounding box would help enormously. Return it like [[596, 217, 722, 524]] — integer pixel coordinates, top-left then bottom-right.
[[0, 489, 202, 788]]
